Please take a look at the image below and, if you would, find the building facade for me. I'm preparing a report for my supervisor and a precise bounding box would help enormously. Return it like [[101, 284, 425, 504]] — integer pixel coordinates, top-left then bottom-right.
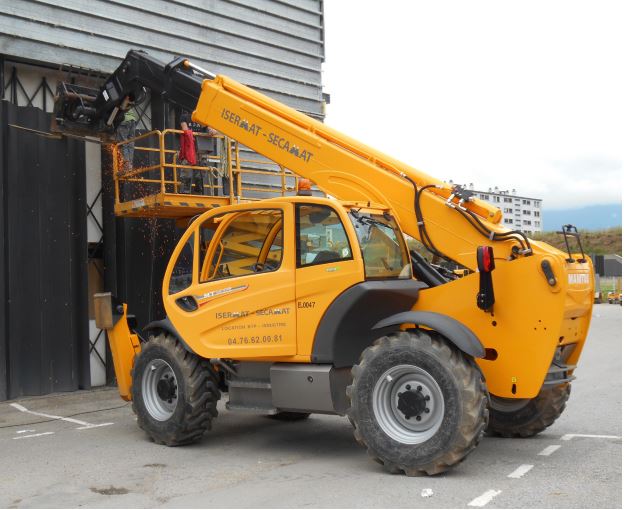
[[459, 184, 543, 235], [0, 0, 326, 400]]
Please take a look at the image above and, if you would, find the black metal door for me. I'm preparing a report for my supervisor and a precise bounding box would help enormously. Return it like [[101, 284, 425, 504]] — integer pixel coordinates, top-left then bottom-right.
[[0, 100, 90, 400]]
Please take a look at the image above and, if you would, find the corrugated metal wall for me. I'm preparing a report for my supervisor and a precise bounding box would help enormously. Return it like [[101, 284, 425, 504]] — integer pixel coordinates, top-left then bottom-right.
[[0, 0, 324, 117]]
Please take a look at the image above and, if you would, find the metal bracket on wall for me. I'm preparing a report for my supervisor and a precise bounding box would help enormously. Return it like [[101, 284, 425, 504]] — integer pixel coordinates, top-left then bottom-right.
[[2, 65, 55, 112]]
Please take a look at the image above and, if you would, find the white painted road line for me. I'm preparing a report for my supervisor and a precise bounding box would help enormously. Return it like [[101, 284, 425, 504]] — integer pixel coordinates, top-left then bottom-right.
[[507, 464, 534, 479], [16, 429, 36, 434], [538, 444, 561, 456], [561, 433, 621, 441], [468, 489, 502, 507], [9, 403, 113, 430], [13, 432, 54, 440], [76, 423, 114, 430]]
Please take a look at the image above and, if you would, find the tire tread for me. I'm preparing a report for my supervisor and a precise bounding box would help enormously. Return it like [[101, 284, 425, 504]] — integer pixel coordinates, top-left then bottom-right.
[[487, 383, 571, 438], [347, 330, 488, 476], [132, 333, 221, 446]]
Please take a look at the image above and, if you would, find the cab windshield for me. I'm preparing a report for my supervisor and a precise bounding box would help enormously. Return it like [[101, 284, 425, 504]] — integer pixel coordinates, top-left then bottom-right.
[[348, 210, 411, 279]]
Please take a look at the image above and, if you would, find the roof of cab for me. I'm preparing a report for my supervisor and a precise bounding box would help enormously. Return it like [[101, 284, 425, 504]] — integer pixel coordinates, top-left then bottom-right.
[[266, 195, 390, 211]]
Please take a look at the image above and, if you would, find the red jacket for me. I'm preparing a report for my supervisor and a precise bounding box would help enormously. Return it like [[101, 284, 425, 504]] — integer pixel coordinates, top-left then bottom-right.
[[179, 129, 197, 165]]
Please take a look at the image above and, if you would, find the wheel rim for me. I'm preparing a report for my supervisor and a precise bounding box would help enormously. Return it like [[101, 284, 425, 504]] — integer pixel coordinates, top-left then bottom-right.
[[372, 364, 445, 444], [142, 358, 178, 421]]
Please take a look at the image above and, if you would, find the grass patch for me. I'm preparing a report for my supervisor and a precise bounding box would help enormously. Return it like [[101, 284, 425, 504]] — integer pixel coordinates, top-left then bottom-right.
[[532, 226, 621, 255]]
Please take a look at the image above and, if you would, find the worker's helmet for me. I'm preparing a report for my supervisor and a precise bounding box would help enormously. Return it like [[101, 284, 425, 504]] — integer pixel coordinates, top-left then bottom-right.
[[297, 178, 313, 196]]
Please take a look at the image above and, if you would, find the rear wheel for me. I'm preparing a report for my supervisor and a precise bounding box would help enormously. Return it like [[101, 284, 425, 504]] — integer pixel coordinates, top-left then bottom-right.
[[347, 331, 488, 476], [132, 333, 220, 445], [487, 383, 571, 438]]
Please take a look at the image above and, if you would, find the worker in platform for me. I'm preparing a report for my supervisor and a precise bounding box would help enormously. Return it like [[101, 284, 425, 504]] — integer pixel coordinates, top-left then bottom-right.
[[179, 112, 220, 195], [117, 100, 138, 172], [178, 114, 201, 194]]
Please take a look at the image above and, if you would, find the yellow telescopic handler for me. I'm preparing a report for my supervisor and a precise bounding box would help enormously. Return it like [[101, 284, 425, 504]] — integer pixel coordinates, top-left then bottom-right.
[[55, 51, 594, 475]]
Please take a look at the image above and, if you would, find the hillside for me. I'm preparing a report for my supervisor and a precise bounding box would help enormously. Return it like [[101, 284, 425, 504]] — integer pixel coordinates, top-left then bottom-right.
[[532, 226, 622, 255]]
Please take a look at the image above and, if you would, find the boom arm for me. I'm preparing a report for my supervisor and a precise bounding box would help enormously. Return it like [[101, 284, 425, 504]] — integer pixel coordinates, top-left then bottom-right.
[[54, 50, 536, 269], [191, 69, 535, 270]]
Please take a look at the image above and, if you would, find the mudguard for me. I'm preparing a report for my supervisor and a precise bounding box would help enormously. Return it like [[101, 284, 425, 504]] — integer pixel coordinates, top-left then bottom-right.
[[143, 318, 194, 353], [373, 311, 485, 358], [311, 280, 427, 367]]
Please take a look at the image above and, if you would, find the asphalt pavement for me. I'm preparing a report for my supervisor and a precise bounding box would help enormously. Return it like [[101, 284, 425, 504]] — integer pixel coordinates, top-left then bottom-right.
[[0, 304, 621, 508]]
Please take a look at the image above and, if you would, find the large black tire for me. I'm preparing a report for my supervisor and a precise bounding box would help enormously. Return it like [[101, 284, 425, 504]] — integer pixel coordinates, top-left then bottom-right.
[[347, 331, 488, 476], [267, 412, 311, 421], [131, 333, 220, 446], [487, 383, 571, 438]]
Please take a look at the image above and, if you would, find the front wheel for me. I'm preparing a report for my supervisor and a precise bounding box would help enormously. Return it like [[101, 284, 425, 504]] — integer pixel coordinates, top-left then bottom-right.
[[487, 383, 571, 438], [132, 333, 221, 446], [347, 331, 488, 476]]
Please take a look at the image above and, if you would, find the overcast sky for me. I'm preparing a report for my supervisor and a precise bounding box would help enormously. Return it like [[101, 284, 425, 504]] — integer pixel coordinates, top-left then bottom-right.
[[322, 1, 623, 210]]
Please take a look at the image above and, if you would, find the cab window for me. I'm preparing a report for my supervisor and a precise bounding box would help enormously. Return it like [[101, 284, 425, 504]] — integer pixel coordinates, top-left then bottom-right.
[[348, 210, 411, 279], [296, 204, 352, 267], [169, 233, 194, 294], [199, 209, 283, 282]]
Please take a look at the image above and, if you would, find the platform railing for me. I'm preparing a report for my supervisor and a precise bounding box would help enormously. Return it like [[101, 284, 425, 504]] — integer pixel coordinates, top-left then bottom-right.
[[111, 129, 298, 216]]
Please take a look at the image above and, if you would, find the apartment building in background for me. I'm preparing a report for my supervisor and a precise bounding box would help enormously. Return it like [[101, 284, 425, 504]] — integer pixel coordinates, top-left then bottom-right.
[[450, 182, 543, 235]]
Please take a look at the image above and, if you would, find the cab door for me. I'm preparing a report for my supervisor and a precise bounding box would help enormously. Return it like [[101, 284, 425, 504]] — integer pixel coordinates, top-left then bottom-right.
[[164, 204, 296, 359], [294, 203, 364, 358]]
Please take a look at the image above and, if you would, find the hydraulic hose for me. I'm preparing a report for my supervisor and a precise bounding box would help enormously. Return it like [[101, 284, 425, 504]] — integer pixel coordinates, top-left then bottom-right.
[[405, 178, 446, 259], [404, 176, 531, 261]]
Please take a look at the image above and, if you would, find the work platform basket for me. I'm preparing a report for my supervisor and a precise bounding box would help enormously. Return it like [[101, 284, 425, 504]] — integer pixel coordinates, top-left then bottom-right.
[[111, 129, 300, 219]]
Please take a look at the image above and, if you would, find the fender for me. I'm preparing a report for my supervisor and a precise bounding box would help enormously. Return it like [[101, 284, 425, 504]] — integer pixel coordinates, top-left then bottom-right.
[[373, 311, 485, 358], [143, 317, 194, 353], [311, 280, 427, 367]]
